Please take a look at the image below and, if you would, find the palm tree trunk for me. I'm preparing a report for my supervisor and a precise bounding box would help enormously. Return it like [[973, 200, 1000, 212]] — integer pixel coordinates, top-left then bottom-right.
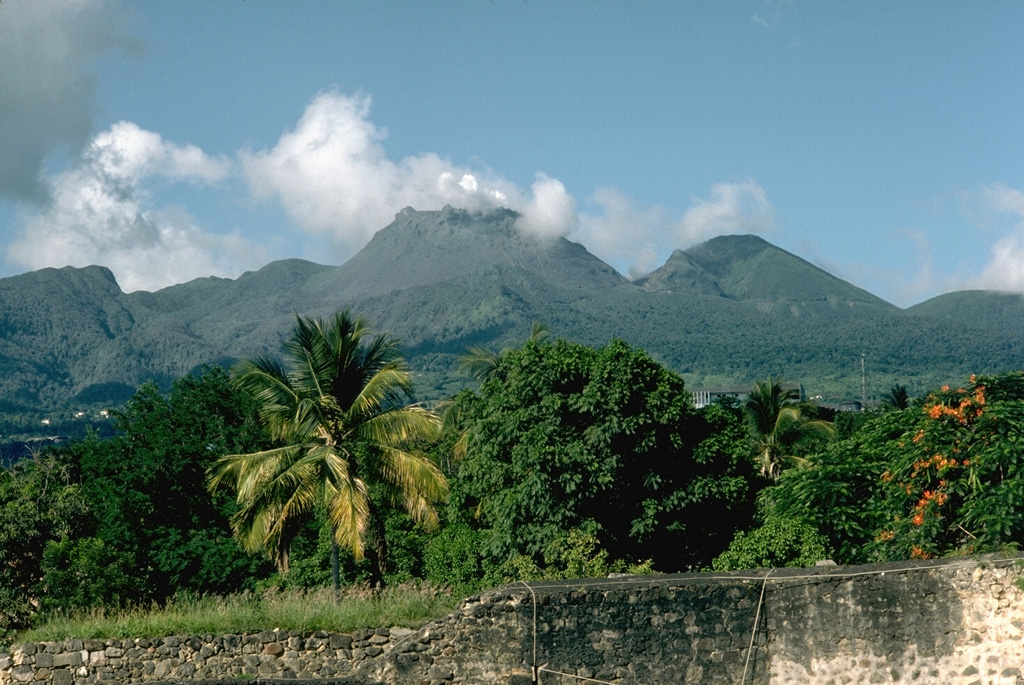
[[331, 533, 340, 592], [365, 507, 389, 589]]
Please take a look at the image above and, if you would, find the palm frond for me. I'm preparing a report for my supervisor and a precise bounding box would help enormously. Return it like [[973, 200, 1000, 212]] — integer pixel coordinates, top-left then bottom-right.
[[528, 321, 550, 343], [232, 471, 318, 551], [744, 376, 833, 480], [350, 365, 414, 420], [287, 315, 338, 401], [208, 445, 300, 494], [375, 444, 448, 525], [772, 405, 805, 434], [357, 404, 441, 448], [459, 346, 502, 382], [399, 490, 441, 532], [324, 467, 370, 559], [799, 419, 836, 439], [214, 444, 321, 569], [231, 358, 308, 440], [452, 430, 469, 464]]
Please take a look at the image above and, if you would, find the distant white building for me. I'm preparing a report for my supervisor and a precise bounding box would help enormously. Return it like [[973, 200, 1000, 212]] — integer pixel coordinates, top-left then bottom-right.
[[691, 383, 805, 409]]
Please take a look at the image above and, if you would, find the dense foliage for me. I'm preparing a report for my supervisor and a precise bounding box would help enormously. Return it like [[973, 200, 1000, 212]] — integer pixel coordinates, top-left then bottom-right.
[[748, 371, 1024, 566], [6, 303, 1024, 643], [441, 337, 755, 579], [711, 517, 831, 572], [0, 367, 274, 634], [0, 453, 89, 633]]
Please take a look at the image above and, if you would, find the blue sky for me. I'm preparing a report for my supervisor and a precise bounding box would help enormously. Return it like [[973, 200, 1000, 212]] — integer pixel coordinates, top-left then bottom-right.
[[1, 1, 1022, 306]]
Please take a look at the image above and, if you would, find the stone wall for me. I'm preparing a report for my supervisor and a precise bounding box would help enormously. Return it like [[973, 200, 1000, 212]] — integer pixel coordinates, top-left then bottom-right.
[[3, 556, 1024, 684], [0, 628, 400, 684]]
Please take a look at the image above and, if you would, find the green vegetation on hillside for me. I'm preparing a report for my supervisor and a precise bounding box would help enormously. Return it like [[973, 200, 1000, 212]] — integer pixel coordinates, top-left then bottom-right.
[[2, 209, 1024, 431], [5, 304, 1024, 645]]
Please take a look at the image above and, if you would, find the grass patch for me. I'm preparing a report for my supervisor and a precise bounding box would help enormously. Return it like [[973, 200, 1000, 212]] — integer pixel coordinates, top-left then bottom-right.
[[13, 584, 460, 645]]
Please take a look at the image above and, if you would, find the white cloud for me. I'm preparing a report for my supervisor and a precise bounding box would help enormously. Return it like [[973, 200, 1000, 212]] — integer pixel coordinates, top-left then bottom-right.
[[975, 185, 1024, 292], [240, 91, 571, 262], [0, 0, 138, 202], [573, 188, 666, 278], [7, 122, 262, 293], [573, 181, 776, 279], [801, 229, 946, 308], [4, 80, 781, 293], [515, 175, 577, 239], [751, 0, 795, 30], [676, 181, 775, 244], [90, 122, 230, 182], [241, 92, 779, 277], [812, 185, 1024, 307]]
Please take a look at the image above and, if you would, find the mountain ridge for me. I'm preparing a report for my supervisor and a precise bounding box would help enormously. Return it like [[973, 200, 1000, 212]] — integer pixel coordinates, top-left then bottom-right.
[[1, 206, 1022, 424], [640, 234, 894, 317]]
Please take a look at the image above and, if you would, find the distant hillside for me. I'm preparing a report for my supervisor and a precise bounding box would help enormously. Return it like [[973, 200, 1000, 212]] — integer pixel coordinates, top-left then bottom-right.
[[639, 235, 895, 317], [906, 290, 1024, 334], [1, 206, 1023, 437]]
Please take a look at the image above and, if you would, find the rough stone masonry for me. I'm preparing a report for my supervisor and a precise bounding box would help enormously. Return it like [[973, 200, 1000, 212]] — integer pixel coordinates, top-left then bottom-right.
[[3, 555, 1024, 684]]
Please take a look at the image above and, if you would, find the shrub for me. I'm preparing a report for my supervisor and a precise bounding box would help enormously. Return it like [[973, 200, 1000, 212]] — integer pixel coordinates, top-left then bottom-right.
[[712, 517, 831, 572]]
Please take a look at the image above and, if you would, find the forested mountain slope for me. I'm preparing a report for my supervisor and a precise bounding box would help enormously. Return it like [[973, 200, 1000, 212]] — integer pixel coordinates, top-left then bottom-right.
[[2, 206, 1023, 429], [639, 234, 895, 317], [906, 290, 1024, 333]]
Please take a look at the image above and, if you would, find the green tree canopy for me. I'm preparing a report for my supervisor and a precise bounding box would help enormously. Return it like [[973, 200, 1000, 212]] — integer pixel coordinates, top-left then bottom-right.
[[66, 366, 273, 601], [446, 337, 754, 574], [711, 517, 831, 572], [0, 453, 89, 632], [0, 365, 273, 629]]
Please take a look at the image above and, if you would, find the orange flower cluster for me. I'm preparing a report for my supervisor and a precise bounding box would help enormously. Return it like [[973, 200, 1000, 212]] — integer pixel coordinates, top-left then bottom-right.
[[908, 488, 948, 527], [916, 489, 947, 510], [911, 453, 961, 478], [880, 379, 988, 559], [924, 385, 986, 424]]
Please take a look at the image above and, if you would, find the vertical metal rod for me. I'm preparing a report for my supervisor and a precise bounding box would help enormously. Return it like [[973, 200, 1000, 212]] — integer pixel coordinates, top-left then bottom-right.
[[861, 354, 867, 409]]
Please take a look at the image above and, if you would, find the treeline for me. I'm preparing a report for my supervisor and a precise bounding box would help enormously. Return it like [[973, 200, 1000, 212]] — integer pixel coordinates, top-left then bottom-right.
[[3, 310, 1024, 639]]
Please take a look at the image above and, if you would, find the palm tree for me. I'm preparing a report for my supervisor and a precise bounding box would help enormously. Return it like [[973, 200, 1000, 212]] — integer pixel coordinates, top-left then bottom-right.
[[744, 377, 834, 480], [458, 321, 550, 383], [208, 311, 446, 588], [881, 383, 910, 410]]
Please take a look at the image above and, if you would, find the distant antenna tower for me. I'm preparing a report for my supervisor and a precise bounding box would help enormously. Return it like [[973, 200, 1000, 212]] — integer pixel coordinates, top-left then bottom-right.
[[861, 354, 867, 409]]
